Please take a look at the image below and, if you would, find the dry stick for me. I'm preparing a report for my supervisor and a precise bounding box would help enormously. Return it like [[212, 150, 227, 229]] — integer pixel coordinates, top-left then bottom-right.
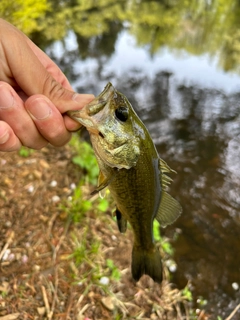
[[52, 218, 71, 262], [0, 231, 14, 261], [77, 304, 90, 318], [225, 303, 240, 320], [50, 266, 59, 317], [41, 285, 53, 320], [64, 288, 74, 320]]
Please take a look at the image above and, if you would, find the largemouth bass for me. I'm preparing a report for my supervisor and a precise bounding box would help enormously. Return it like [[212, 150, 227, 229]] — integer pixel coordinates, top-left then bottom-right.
[[68, 83, 182, 283]]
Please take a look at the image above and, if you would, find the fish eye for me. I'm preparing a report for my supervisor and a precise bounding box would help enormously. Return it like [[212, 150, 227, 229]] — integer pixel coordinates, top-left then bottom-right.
[[115, 106, 129, 122]]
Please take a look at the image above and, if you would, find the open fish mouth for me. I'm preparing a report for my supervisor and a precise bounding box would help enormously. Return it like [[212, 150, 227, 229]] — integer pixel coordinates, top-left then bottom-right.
[[88, 83, 115, 116]]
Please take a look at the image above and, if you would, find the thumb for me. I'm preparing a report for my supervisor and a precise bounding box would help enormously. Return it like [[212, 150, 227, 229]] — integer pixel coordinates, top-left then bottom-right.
[[2, 20, 94, 113]]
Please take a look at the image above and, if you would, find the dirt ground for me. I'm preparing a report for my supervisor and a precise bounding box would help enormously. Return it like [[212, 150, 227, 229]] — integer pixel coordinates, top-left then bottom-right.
[[0, 142, 192, 320]]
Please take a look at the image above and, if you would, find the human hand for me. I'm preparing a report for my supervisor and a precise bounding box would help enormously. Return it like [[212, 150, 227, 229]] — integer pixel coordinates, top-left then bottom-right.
[[0, 18, 94, 152]]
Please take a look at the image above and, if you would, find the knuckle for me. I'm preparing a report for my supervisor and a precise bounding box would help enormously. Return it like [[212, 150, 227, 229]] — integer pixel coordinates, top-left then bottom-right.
[[47, 128, 71, 147], [43, 74, 66, 101], [28, 141, 48, 150], [47, 125, 64, 140]]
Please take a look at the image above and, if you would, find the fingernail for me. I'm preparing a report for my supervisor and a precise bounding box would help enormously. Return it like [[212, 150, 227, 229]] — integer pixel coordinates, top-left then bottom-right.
[[27, 98, 51, 120], [0, 131, 9, 145], [0, 86, 14, 109]]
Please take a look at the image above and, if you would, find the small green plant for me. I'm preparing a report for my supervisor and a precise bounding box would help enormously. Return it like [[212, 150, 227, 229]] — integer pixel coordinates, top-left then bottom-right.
[[182, 285, 193, 302], [70, 135, 99, 185], [106, 259, 121, 281], [0, 291, 8, 298], [60, 185, 92, 223], [161, 240, 174, 255], [18, 146, 34, 157], [153, 220, 174, 255], [153, 220, 162, 242], [70, 231, 100, 267], [197, 296, 208, 307], [97, 197, 109, 212]]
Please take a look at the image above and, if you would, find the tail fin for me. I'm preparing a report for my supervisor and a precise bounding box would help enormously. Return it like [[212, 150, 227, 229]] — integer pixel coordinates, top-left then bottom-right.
[[131, 245, 162, 283]]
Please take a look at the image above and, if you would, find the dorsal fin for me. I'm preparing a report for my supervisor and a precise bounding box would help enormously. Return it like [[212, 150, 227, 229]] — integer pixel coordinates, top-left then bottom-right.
[[159, 158, 177, 191], [159, 158, 177, 174]]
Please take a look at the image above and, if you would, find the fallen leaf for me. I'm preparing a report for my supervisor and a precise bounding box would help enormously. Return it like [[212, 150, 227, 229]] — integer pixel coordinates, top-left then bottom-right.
[[101, 296, 115, 311]]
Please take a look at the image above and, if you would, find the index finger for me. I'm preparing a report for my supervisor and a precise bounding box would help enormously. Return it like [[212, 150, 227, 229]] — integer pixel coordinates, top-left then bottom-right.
[[26, 38, 73, 90]]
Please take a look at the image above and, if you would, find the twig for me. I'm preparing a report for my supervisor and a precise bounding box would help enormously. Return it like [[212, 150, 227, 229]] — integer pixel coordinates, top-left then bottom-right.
[[225, 303, 240, 320], [77, 304, 90, 318], [50, 266, 59, 317], [52, 218, 71, 262], [41, 285, 53, 320], [47, 211, 59, 236], [64, 288, 74, 320], [0, 231, 14, 261]]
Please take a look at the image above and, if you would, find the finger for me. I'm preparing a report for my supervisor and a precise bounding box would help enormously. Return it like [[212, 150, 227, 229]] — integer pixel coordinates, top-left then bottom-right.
[[26, 38, 73, 90], [0, 121, 22, 151], [1, 21, 94, 114], [25, 95, 72, 147], [0, 82, 48, 149], [63, 114, 82, 132]]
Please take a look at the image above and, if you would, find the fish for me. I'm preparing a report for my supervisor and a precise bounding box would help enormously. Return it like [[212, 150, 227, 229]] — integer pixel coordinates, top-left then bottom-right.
[[67, 83, 182, 283]]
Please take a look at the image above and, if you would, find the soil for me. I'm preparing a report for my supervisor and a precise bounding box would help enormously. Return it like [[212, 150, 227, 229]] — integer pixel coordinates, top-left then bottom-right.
[[0, 143, 191, 320]]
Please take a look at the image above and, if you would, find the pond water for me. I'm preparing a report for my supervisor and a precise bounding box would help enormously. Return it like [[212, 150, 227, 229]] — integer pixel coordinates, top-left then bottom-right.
[[10, 0, 240, 317], [46, 30, 240, 318]]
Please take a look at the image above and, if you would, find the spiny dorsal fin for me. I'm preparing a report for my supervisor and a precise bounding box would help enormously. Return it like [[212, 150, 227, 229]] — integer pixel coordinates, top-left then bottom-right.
[[159, 158, 177, 191], [155, 191, 182, 228], [159, 158, 177, 174]]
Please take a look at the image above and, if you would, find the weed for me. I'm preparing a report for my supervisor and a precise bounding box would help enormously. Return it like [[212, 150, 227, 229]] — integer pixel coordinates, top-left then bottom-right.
[[106, 259, 121, 281], [182, 285, 193, 302], [153, 219, 161, 242], [18, 146, 34, 157], [153, 220, 174, 255], [197, 296, 208, 307], [70, 135, 99, 185], [97, 197, 109, 212], [61, 185, 93, 223]]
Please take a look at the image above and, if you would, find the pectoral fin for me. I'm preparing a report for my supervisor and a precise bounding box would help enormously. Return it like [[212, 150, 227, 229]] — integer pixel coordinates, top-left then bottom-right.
[[91, 170, 116, 196], [115, 208, 128, 233], [155, 191, 182, 227]]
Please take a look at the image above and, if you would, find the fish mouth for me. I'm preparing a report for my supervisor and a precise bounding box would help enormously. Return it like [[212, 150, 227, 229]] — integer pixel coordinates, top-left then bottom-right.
[[67, 82, 116, 130], [88, 83, 115, 116], [88, 100, 107, 116]]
